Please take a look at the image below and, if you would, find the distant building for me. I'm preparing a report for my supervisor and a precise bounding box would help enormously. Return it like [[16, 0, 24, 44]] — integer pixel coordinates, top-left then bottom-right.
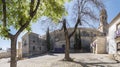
[[91, 9, 108, 54], [22, 32, 47, 57], [91, 9, 120, 55], [49, 28, 103, 52]]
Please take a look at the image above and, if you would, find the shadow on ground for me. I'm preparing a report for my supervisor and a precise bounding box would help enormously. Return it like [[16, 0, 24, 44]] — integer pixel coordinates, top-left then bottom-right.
[[69, 60, 117, 67], [28, 53, 58, 58]]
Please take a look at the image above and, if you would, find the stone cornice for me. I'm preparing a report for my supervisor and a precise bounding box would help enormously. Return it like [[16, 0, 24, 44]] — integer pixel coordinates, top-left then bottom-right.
[[109, 12, 120, 27]]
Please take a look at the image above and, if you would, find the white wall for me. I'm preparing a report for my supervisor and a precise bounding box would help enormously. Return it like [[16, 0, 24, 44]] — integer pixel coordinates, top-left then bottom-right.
[[107, 19, 120, 54]]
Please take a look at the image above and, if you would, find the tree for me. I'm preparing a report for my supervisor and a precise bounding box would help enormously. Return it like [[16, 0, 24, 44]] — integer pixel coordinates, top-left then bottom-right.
[[78, 30, 82, 50], [0, 47, 2, 50], [74, 30, 81, 50], [46, 27, 51, 51], [74, 32, 78, 49], [62, 0, 104, 61], [0, 0, 68, 67]]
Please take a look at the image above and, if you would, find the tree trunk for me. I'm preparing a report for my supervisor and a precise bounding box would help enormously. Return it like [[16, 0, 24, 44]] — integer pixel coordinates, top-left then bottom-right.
[[63, 19, 72, 61], [10, 36, 17, 67], [64, 32, 71, 60]]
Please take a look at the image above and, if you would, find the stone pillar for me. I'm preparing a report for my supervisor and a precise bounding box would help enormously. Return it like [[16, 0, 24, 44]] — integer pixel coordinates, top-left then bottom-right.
[[18, 42, 22, 59]]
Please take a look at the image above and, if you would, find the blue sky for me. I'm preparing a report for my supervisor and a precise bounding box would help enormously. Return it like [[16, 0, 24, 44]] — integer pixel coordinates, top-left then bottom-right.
[[0, 0, 120, 50]]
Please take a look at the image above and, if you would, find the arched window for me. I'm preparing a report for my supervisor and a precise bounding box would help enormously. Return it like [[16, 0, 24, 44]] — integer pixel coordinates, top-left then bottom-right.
[[117, 23, 120, 30]]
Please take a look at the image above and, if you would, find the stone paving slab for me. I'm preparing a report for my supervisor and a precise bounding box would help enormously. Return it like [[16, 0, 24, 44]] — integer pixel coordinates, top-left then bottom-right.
[[0, 53, 120, 67]]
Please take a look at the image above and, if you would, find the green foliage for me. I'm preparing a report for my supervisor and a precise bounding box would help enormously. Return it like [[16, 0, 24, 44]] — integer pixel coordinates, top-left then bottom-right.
[[0, 0, 69, 38], [34, 0, 69, 22]]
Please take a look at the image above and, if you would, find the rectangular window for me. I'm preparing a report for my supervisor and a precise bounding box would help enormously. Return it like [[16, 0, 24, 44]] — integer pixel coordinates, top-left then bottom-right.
[[117, 42, 120, 51], [33, 46, 35, 51], [39, 47, 41, 50], [24, 40, 27, 46], [115, 23, 120, 38]]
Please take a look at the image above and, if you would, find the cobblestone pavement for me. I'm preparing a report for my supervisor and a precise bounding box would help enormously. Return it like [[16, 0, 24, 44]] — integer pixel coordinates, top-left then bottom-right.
[[0, 53, 120, 67]]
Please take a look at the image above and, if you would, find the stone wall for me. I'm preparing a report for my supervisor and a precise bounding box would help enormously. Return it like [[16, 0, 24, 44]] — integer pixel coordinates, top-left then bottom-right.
[[22, 32, 30, 57], [22, 32, 47, 57], [49, 28, 103, 52], [0, 51, 10, 59], [94, 36, 107, 54]]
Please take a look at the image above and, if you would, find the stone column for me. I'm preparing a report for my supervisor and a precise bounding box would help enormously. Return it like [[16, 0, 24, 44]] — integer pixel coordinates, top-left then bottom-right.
[[18, 42, 22, 59]]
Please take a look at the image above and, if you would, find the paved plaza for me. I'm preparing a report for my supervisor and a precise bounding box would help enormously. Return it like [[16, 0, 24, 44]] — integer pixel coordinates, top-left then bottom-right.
[[0, 53, 120, 67]]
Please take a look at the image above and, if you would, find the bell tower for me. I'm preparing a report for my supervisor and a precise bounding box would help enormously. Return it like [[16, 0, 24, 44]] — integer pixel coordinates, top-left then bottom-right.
[[98, 8, 108, 35]]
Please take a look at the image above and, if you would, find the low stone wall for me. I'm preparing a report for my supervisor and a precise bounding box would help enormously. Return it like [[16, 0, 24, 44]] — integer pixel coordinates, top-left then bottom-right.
[[0, 51, 11, 59]]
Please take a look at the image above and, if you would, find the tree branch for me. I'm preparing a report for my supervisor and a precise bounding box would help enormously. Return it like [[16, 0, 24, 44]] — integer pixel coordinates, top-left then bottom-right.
[[32, 0, 40, 17], [68, 0, 82, 38], [2, 0, 13, 37], [68, 18, 81, 38], [30, 0, 35, 17], [63, 19, 68, 34], [15, 0, 40, 37], [81, 19, 96, 29], [15, 18, 32, 37], [2, 0, 6, 27]]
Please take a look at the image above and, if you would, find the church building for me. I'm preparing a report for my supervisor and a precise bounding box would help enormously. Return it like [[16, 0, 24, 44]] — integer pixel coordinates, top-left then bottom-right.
[[21, 8, 120, 58]]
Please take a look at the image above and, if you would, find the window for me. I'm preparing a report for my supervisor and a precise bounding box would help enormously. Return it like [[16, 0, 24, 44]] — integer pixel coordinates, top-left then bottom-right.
[[33, 46, 35, 51], [115, 23, 120, 38], [103, 33, 106, 36], [33, 40, 35, 43], [24, 40, 27, 46], [39, 47, 41, 50], [62, 44, 65, 48], [117, 42, 120, 51], [93, 34, 96, 37], [117, 23, 120, 30], [82, 31, 87, 36]]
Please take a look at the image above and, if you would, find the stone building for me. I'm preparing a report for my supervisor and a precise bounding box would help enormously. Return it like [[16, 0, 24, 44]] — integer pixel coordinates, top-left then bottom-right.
[[91, 9, 108, 54], [22, 32, 47, 57], [22, 9, 106, 53], [91, 8, 120, 55], [48, 27, 103, 52], [107, 13, 120, 54], [21, 8, 120, 58]]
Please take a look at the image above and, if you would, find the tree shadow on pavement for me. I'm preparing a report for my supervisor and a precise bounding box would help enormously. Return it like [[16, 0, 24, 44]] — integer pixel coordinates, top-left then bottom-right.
[[28, 53, 58, 58], [48, 53, 58, 56], [71, 61, 117, 67]]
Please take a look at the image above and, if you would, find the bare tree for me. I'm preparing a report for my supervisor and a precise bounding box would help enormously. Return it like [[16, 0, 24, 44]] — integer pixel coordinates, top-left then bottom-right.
[[62, 0, 105, 61], [38, 17, 62, 32]]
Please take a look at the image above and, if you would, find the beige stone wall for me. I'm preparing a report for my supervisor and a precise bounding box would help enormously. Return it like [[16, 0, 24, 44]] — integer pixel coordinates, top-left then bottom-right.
[[0, 51, 10, 58], [55, 41, 66, 48], [93, 36, 107, 54], [22, 32, 47, 57], [49, 28, 103, 52], [22, 33, 29, 57], [17, 42, 22, 59]]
